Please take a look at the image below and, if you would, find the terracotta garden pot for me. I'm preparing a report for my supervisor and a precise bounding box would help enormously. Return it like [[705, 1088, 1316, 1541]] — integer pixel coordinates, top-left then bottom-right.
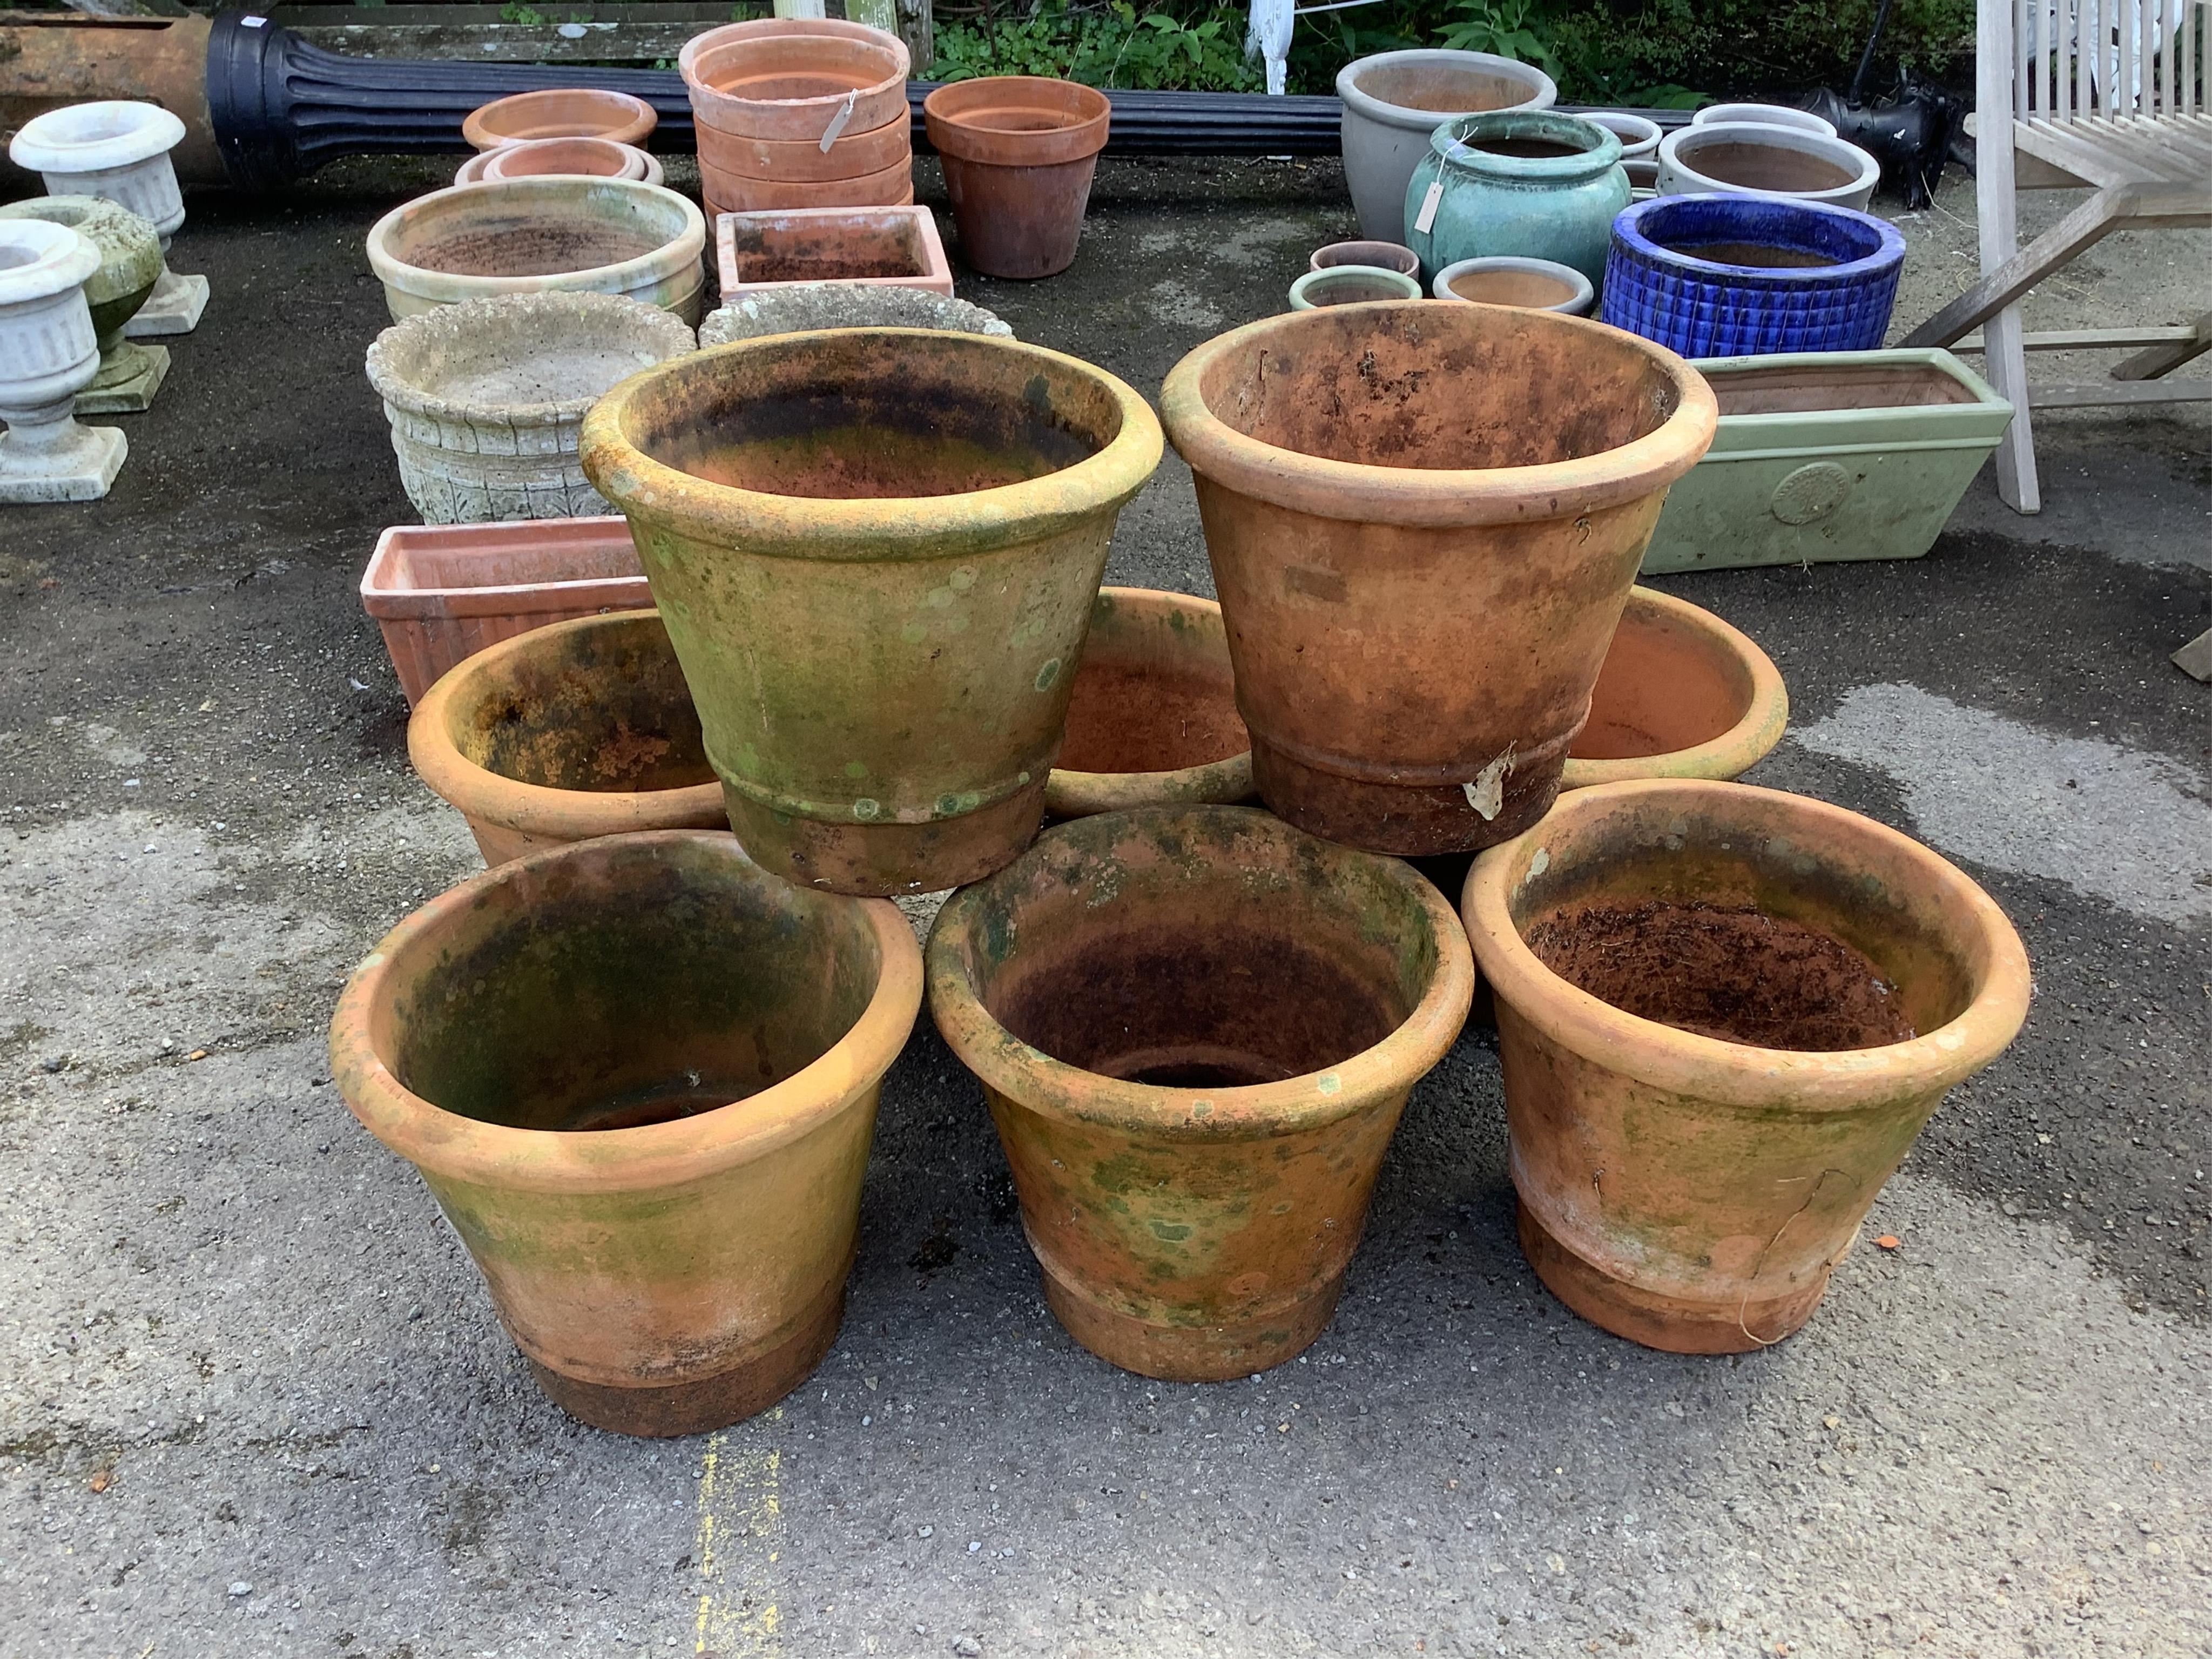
[[456, 137, 665, 189], [365, 178, 706, 322], [460, 88, 657, 151], [681, 18, 913, 211], [695, 112, 912, 188], [409, 609, 728, 865], [1461, 779, 2031, 1353], [1046, 587, 1252, 819], [1159, 301, 1716, 857], [1560, 586, 1788, 788], [929, 806, 1474, 1380], [330, 830, 922, 1434], [923, 77, 1111, 280], [579, 328, 1163, 895]]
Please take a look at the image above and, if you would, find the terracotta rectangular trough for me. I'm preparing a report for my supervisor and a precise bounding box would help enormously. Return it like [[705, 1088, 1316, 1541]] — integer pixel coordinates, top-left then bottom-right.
[[361, 516, 651, 705], [1642, 348, 2014, 574], [714, 205, 954, 298]]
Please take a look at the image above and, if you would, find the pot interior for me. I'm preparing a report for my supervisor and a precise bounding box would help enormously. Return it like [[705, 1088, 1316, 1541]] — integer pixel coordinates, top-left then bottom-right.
[[1571, 599, 1749, 761], [393, 192, 675, 279], [491, 138, 633, 179], [1314, 241, 1418, 274], [1707, 361, 1982, 415], [1057, 597, 1247, 777], [1508, 802, 1980, 1050], [385, 837, 883, 1132], [1446, 267, 1577, 307], [1636, 197, 1889, 272], [1675, 137, 1856, 193], [389, 324, 679, 408], [956, 812, 1435, 1089], [724, 212, 928, 284], [447, 612, 714, 795], [696, 36, 899, 100], [1201, 306, 1680, 471], [1305, 272, 1417, 305], [1352, 60, 1536, 113], [622, 331, 1123, 498]]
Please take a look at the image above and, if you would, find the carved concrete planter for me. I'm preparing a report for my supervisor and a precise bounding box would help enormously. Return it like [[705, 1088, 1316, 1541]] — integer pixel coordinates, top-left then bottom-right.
[[366, 291, 696, 524], [0, 196, 168, 414], [699, 283, 1012, 347], [0, 220, 125, 504], [8, 99, 206, 338]]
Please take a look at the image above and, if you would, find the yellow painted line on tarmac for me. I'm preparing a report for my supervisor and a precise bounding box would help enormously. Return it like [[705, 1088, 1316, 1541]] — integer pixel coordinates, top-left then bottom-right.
[[693, 1406, 783, 1656]]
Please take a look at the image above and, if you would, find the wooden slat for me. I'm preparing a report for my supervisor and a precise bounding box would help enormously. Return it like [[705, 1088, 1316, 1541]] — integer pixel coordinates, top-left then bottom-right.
[[1953, 324, 2203, 349], [2112, 308, 2212, 377], [2027, 377, 2212, 405]]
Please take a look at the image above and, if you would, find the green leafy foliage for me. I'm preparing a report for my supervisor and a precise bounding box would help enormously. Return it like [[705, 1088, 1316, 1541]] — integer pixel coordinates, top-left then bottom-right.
[[930, 2, 1262, 91]]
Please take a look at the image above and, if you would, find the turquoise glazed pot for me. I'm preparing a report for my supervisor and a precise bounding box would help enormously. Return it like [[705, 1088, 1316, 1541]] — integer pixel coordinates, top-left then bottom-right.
[[1404, 111, 1627, 287]]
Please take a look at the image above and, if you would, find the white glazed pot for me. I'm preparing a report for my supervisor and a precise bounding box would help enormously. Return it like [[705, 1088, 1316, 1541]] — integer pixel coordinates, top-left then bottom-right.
[[1657, 122, 1880, 212], [1692, 103, 1838, 138], [455, 138, 667, 189], [1336, 49, 1557, 244], [1429, 254, 1594, 314], [1582, 111, 1662, 160], [0, 220, 126, 503], [7, 100, 207, 338]]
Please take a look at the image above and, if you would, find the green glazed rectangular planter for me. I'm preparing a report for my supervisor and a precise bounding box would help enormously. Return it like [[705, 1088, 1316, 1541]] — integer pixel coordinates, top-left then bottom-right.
[[1641, 348, 2014, 574]]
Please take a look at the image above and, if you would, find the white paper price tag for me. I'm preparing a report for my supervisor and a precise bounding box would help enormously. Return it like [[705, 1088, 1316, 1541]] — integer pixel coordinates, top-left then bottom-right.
[[1412, 181, 1444, 236]]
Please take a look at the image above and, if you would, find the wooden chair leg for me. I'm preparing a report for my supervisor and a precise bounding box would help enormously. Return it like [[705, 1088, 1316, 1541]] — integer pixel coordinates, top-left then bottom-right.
[[1983, 302, 2041, 513]]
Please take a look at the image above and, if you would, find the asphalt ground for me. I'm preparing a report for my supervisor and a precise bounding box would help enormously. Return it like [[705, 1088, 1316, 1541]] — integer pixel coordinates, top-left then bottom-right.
[[2, 153, 2207, 1659]]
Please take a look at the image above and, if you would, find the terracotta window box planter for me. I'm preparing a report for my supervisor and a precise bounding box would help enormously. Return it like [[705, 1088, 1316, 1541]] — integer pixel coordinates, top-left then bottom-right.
[[715, 206, 952, 297], [360, 515, 651, 706]]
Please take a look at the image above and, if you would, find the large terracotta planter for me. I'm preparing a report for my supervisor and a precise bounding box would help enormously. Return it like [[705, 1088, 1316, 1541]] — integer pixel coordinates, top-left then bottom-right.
[[1461, 779, 2031, 1353], [1335, 49, 1558, 244], [1046, 587, 1251, 819], [923, 77, 1111, 280], [1560, 586, 1787, 788], [579, 328, 1163, 895], [1159, 301, 1717, 857], [409, 610, 727, 866], [929, 806, 1474, 1380], [330, 830, 922, 1434]]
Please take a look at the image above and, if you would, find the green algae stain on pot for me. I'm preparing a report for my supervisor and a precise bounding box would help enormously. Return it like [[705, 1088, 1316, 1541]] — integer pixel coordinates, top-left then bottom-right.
[[1034, 657, 1062, 693]]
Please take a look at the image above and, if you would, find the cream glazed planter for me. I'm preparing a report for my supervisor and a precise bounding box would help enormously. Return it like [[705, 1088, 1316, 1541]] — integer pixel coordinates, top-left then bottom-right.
[[8, 100, 207, 338], [366, 291, 697, 523], [0, 220, 126, 503], [0, 197, 168, 414]]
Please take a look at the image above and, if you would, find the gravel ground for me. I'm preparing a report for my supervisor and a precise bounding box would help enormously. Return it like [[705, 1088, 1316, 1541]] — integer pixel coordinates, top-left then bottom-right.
[[1, 154, 2206, 1659]]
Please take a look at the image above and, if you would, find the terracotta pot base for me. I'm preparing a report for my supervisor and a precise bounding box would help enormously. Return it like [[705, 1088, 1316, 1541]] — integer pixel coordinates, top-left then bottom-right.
[[1515, 1196, 1827, 1355], [528, 1265, 848, 1435], [724, 773, 1048, 895], [1249, 722, 1573, 856]]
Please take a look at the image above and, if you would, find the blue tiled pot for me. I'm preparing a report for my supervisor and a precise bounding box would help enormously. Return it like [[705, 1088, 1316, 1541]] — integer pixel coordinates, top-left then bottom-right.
[[1600, 195, 1906, 358], [1404, 111, 1628, 287]]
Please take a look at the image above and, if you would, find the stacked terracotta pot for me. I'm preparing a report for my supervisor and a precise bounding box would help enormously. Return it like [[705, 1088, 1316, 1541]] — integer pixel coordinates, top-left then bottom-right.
[[679, 18, 914, 220]]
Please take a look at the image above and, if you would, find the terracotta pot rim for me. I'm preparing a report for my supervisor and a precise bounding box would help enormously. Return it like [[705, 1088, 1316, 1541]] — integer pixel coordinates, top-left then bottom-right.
[[1460, 779, 2032, 1102], [1160, 302, 1718, 526], [365, 178, 707, 307], [1559, 585, 1788, 788], [580, 328, 1164, 557], [330, 830, 922, 1193], [922, 77, 1111, 168], [406, 609, 727, 839], [680, 18, 911, 139], [928, 806, 1476, 1137], [460, 89, 658, 152]]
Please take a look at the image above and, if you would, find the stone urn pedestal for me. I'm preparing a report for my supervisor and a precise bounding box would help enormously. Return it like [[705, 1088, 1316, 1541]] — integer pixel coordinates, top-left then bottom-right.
[[0, 220, 126, 503], [0, 197, 168, 414], [8, 101, 208, 339]]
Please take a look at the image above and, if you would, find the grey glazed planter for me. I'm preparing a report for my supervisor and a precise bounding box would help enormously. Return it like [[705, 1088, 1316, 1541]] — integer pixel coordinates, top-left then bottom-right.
[[1656, 123, 1879, 212], [1336, 49, 1556, 244], [366, 291, 696, 524]]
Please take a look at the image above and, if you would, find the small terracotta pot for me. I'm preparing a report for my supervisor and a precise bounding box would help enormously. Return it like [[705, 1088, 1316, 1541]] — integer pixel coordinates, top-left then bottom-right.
[[923, 77, 1111, 280], [1286, 265, 1425, 309], [1461, 779, 2031, 1353], [409, 609, 728, 866], [681, 18, 911, 144], [457, 137, 665, 188], [1160, 301, 1717, 857], [1561, 586, 1787, 788], [330, 830, 922, 1435], [929, 806, 1475, 1380], [1310, 239, 1421, 276], [1046, 587, 1252, 819], [462, 89, 658, 152]]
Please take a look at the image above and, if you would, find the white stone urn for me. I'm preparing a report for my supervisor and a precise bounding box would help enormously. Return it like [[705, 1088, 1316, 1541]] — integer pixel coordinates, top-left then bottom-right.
[[0, 220, 127, 503], [8, 100, 208, 338], [0, 197, 169, 414]]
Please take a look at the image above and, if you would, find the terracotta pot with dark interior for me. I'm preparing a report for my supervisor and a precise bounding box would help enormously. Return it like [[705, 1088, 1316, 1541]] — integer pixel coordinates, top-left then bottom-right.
[[923, 77, 1111, 279]]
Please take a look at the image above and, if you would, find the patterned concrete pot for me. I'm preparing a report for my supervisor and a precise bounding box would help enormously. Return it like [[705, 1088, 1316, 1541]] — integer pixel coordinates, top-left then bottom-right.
[[331, 830, 922, 1435], [0, 195, 167, 413], [8, 99, 207, 337], [1461, 780, 2030, 1352], [365, 290, 696, 524], [0, 219, 125, 504], [408, 609, 729, 866], [1336, 49, 1557, 244], [928, 806, 1474, 1380]]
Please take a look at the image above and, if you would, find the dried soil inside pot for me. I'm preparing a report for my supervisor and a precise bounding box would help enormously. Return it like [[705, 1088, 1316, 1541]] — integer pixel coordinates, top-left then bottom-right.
[[1446, 267, 1579, 306], [1057, 660, 1244, 780], [723, 213, 935, 284], [1671, 240, 1839, 269], [1671, 139, 1856, 194], [408, 220, 669, 279], [1350, 60, 1546, 112], [1524, 901, 1914, 1050]]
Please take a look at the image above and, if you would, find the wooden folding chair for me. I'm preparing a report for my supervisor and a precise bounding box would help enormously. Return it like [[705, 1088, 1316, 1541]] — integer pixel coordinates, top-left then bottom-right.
[[1901, 0, 2212, 512]]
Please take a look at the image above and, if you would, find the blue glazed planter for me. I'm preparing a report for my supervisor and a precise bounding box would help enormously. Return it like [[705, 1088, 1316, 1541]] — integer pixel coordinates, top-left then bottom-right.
[[1600, 195, 1907, 358], [1404, 111, 1628, 287]]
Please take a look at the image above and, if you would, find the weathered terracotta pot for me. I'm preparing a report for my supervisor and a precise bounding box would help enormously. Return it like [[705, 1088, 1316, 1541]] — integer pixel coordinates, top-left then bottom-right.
[[456, 137, 666, 189], [330, 830, 922, 1434], [1461, 779, 2031, 1353], [680, 18, 912, 142], [1560, 585, 1787, 788], [409, 609, 727, 865], [1047, 587, 1251, 819], [579, 328, 1163, 895], [716, 205, 951, 297], [929, 806, 1474, 1380], [923, 77, 1111, 280], [461, 88, 657, 151], [1160, 301, 1717, 857]]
